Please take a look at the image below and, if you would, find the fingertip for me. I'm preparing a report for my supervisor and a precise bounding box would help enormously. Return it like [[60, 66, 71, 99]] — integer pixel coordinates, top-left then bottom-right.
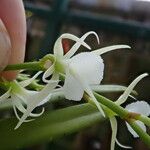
[[0, 71, 18, 81], [0, 19, 11, 72]]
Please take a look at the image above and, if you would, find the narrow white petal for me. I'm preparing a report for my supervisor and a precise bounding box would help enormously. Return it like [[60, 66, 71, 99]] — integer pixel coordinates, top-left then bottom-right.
[[110, 117, 117, 150], [19, 71, 43, 87], [12, 95, 41, 118], [15, 106, 37, 129], [70, 52, 104, 85], [64, 31, 99, 59], [15, 90, 37, 104], [110, 117, 132, 149], [129, 95, 137, 100], [63, 71, 84, 101], [125, 101, 150, 116], [116, 73, 148, 105], [116, 139, 132, 149], [17, 73, 59, 104], [0, 88, 11, 102], [42, 64, 55, 83], [126, 121, 146, 138], [71, 69, 105, 116], [15, 101, 46, 129], [87, 89, 105, 117], [29, 107, 45, 117], [13, 97, 26, 113], [13, 104, 33, 122], [54, 33, 90, 58], [13, 104, 24, 121], [40, 73, 59, 98], [37, 95, 52, 106], [92, 45, 131, 55], [15, 73, 59, 129]]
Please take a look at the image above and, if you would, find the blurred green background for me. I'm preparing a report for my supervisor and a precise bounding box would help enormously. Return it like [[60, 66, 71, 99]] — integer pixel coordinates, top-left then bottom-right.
[[19, 0, 150, 149]]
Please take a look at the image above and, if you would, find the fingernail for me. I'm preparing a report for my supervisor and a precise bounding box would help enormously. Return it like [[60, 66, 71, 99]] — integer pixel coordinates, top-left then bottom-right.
[[0, 20, 11, 72]]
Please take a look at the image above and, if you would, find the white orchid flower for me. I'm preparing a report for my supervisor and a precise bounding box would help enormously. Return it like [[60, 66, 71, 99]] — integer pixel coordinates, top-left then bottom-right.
[[14, 72, 59, 129], [125, 101, 150, 137], [109, 73, 148, 149], [42, 31, 95, 82], [42, 31, 130, 117], [0, 71, 59, 129], [63, 52, 105, 116]]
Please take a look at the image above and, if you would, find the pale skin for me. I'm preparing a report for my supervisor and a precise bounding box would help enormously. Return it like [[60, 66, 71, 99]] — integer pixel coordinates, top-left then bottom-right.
[[0, 0, 26, 80]]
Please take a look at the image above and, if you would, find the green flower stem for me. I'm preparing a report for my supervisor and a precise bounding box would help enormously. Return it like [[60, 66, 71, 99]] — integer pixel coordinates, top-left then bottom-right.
[[138, 115, 150, 127], [90, 92, 150, 147], [93, 92, 128, 118], [128, 121, 150, 147], [94, 93, 150, 125], [4, 62, 44, 71]]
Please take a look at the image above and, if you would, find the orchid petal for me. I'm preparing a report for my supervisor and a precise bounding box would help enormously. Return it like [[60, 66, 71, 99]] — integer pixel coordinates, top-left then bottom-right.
[[92, 45, 131, 55], [116, 139, 132, 149], [129, 95, 137, 100], [110, 117, 117, 150], [116, 73, 148, 105], [14, 78, 58, 106], [14, 105, 40, 129], [11, 96, 34, 122], [13, 104, 34, 123], [13, 104, 25, 121], [54, 33, 90, 58], [38, 73, 59, 100], [14, 95, 44, 119], [13, 104, 22, 121], [126, 121, 146, 138], [85, 86, 105, 117], [64, 31, 99, 59], [125, 101, 150, 138], [0, 88, 11, 102], [69, 52, 104, 84], [13, 96, 44, 117], [19, 71, 43, 87], [42, 63, 55, 83], [64, 52, 105, 115], [15, 73, 59, 129], [110, 117, 132, 149], [12, 81, 37, 104], [37, 96, 52, 106], [63, 70, 84, 101], [13, 97, 27, 113], [125, 101, 150, 117], [71, 69, 105, 116], [15, 100, 46, 129]]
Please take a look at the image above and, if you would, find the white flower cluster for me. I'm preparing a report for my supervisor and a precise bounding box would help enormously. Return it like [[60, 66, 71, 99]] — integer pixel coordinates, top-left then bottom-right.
[[0, 32, 149, 149]]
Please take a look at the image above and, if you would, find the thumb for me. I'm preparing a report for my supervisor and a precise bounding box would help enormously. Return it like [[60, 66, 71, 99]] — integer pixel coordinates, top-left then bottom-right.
[[0, 19, 11, 72], [0, 0, 26, 80]]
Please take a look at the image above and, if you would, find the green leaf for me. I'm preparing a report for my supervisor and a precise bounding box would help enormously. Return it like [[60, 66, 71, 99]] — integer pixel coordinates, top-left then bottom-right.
[[91, 85, 137, 95], [0, 103, 104, 149]]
